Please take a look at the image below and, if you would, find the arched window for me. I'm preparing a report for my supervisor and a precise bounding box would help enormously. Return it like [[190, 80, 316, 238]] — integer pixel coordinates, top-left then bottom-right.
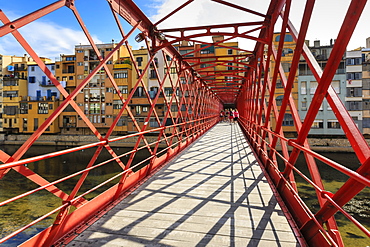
[[282, 113, 294, 126], [275, 34, 294, 42], [276, 95, 284, 106]]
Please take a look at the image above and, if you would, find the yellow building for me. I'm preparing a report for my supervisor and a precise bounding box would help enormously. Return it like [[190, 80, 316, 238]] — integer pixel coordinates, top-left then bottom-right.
[[111, 58, 132, 133], [0, 55, 30, 132], [2, 55, 34, 133], [267, 33, 299, 135], [61, 43, 132, 135], [56, 54, 77, 134], [19, 99, 60, 133]]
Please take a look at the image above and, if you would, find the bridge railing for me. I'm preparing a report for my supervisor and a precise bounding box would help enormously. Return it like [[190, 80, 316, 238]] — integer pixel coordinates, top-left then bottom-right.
[[236, 1, 370, 246], [0, 1, 220, 246]]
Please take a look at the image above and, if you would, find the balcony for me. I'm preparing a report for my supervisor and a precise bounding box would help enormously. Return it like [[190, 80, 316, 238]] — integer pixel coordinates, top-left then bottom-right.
[[62, 69, 75, 74], [113, 63, 132, 69], [63, 123, 76, 128], [14, 66, 27, 71], [39, 81, 55, 87]]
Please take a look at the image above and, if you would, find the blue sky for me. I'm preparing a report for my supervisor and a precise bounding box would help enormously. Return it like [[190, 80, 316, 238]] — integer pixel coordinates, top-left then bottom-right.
[[1, 0, 369, 59]]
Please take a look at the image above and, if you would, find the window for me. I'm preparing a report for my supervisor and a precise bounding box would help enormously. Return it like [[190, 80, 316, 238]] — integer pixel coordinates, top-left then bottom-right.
[[275, 34, 293, 42], [227, 63, 233, 70], [117, 117, 126, 126], [150, 69, 157, 78], [136, 57, 143, 66], [30, 66, 35, 71], [135, 105, 141, 115], [137, 69, 143, 79], [363, 99, 370, 110], [282, 48, 293, 56], [34, 118, 38, 131], [363, 118, 370, 128], [301, 81, 307, 94], [4, 106, 17, 115], [142, 106, 148, 112], [164, 87, 173, 97], [282, 63, 290, 72], [346, 101, 362, 110], [282, 113, 294, 126], [327, 120, 340, 129], [347, 72, 362, 80], [200, 50, 211, 54], [89, 103, 100, 114], [150, 118, 160, 127], [346, 58, 362, 65], [170, 67, 176, 74], [311, 120, 323, 129], [119, 85, 128, 94], [228, 49, 233, 55], [276, 95, 284, 106], [23, 118, 28, 131], [310, 81, 318, 94], [171, 105, 178, 112], [135, 87, 144, 97], [114, 71, 128, 78], [331, 80, 340, 93], [113, 100, 123, 109], [29, 77, 36, 83], [347, 87, 362, 97], [38, 103, 48, 114], [301, 101, 307, 111], [276, 80, 284, 88], [20, 103, 28, 114]]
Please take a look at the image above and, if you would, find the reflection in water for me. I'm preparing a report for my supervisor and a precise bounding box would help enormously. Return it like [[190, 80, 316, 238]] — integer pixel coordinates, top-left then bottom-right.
[[0, 145, 151, 246], [278, 152, 370, 247], [0, 147, 369, 246]]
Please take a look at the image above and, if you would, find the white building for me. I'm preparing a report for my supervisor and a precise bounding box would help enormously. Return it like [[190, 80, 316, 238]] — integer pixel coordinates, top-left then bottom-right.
[[27, 63, 65, 101], [345, 49, 363, 130]]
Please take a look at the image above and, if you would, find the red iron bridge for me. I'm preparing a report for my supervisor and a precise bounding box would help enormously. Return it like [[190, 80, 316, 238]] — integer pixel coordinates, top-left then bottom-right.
[[0, 0, 369, 246]]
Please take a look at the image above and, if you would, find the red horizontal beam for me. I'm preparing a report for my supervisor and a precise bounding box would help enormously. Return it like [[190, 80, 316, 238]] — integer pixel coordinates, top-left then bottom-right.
[[159, 21, 264, 33]]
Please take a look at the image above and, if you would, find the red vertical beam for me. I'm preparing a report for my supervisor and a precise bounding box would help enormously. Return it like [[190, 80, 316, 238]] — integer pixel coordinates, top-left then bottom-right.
[[283, 0, 369, 242]]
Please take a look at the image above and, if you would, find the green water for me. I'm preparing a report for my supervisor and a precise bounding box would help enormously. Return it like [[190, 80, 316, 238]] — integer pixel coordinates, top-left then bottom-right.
[[0, 145, 150, 246], [288, 152, 370, 247], [0, 147, 368, 246]]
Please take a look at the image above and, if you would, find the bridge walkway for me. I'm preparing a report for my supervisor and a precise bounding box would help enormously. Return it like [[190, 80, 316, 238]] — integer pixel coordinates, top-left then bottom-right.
[[66, 122, 301, 246]]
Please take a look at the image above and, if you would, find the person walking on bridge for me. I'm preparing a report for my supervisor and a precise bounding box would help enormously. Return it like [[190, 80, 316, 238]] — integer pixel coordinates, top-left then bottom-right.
[[233, 109, 239, 123]]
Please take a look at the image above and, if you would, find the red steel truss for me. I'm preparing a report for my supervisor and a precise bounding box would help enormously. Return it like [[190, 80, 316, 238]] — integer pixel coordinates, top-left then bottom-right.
[[0, 0, 369, 246]]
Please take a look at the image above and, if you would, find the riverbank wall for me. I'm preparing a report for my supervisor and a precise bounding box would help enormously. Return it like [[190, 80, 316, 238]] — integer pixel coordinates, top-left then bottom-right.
[[0, 133, 364, 152], [0, 133, 171, 148]]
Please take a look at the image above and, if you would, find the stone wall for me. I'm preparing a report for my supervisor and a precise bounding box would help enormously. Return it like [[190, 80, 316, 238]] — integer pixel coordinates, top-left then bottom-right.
[[0, 134, 367, 152], [1, 134, 170, 148]]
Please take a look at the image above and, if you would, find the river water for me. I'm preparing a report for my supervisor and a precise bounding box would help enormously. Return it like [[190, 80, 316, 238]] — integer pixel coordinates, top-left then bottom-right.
[[0, 146, 369, 246]]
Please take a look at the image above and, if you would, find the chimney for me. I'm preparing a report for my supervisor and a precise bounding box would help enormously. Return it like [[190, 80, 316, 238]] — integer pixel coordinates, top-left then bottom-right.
[[314, 40, 320, 47], [212, 35, 224, 43], [181, 40, 189, 46]]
